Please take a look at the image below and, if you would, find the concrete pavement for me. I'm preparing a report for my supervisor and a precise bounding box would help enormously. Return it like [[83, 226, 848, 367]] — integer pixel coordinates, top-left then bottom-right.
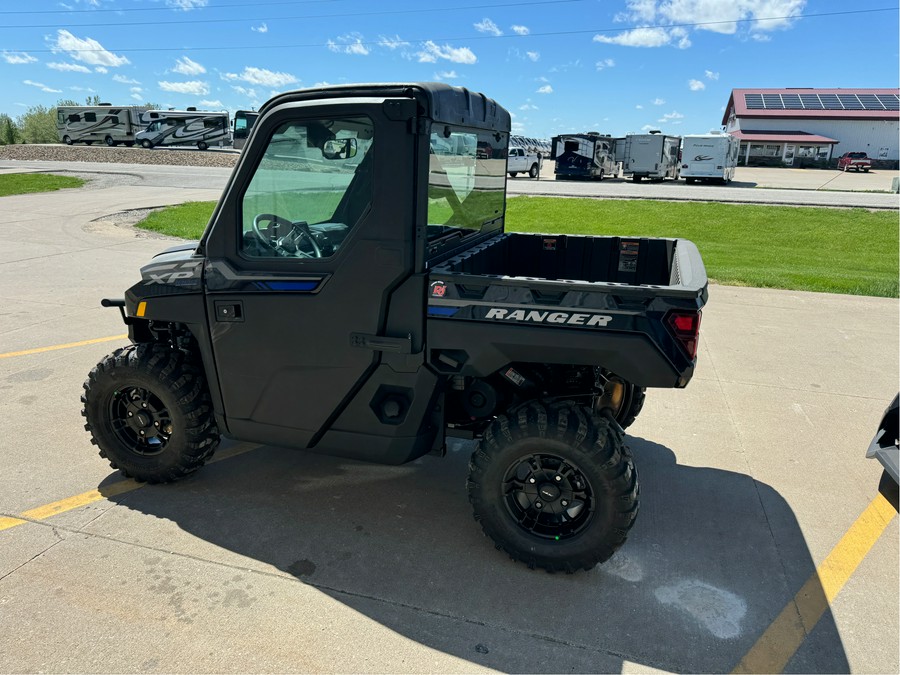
[[0, 173, 897, 673]]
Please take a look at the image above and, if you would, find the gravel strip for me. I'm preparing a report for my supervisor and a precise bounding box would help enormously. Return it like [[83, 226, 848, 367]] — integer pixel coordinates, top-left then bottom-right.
[[0, 143, 239, 168]]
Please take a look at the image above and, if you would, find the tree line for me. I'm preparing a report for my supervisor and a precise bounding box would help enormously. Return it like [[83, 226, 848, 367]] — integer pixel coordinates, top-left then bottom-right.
[[0, 96, 160, 145]]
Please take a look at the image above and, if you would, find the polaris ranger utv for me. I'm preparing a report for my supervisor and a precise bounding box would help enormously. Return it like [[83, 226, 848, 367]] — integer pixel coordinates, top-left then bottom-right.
[[83, 83, 708, 572]]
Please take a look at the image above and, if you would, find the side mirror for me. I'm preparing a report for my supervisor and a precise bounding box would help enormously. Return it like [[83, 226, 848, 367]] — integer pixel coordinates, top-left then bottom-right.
[[322, 138, 357, 160]]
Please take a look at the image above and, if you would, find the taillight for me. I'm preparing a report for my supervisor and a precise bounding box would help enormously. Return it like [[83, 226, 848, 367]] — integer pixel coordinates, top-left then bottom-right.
[[667, 310, 702, 360]]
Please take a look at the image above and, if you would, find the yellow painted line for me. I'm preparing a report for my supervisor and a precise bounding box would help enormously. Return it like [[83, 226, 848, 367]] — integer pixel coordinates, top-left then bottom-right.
[[733, 493, 897, 674], [0, 442, 261, 534], [0, 334, 127, 360]]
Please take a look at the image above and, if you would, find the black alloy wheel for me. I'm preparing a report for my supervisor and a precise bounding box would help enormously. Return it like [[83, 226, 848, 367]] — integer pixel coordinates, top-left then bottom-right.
[[107, 385, 173, 456]]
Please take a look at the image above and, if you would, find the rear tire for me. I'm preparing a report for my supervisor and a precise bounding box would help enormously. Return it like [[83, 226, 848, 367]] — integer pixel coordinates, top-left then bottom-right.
[[509, 172, 518, 177], [63, 135, 73, 145], [105, 136, 116, 147], [529, 163, 539, 178], [632, 175, 642, 182], [198, 141, 208, 151], [468, 401, 639, 572], [82, 344, 220, 483]]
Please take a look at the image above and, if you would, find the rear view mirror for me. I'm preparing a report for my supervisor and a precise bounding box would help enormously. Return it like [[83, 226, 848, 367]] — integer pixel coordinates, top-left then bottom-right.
[[322, 138, 357, 160]]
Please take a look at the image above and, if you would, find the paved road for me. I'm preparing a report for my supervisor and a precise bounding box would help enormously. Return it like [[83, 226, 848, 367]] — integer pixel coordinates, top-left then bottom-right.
[[2, 159, 898, 209], [0, 177, 897, 673]]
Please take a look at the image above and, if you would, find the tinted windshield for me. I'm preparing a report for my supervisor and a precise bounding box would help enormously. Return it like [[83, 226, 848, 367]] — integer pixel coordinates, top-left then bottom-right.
[[427, 126, 506, 246]]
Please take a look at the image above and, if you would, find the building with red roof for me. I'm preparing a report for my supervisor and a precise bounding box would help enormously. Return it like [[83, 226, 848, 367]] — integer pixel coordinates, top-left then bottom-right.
[[722, 88, 899, 167]]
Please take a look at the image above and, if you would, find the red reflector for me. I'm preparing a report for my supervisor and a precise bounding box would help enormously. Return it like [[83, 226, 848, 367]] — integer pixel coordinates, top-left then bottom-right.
[[672, 314, 697, 332], [667, 310, 702, 360]]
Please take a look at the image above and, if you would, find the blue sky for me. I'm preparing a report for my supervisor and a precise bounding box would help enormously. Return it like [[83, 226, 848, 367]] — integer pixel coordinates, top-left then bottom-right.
[[2, 0, 898, 138]]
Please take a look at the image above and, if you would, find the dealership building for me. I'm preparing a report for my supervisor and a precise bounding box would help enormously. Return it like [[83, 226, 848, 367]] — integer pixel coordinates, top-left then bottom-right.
[[722, 88, 899, 167]]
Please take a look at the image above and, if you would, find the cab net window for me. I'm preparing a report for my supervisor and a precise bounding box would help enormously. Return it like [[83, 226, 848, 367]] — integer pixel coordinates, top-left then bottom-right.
[[241, 116, 374, 259], [427, 127, 506, 247]]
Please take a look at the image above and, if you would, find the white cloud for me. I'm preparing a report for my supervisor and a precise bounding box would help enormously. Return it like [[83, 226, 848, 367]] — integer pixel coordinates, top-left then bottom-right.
[[3, 51, 37, 65], [113, 75, 141, 85], [416, 41, 477, 64], [511, 121, 526, 133], [658, 111, 685, 123], [158, 80, 210, 96], [50, 30, 129, 68], [378, 35, 408, 50], [606, 0, 806, 47], [635, 104, 644, 109], [474, 18, 502, 36], [200, 99, 224, 108], [48, 62, 91, 73], [69, 86, 96, 92], [536, 85, 553, 94], [173, 56, 206, 75], [130, 86, 142, 94], [705, 69, 720, 80], [596, 58, 615, 70], [252, 23, 268, 33], [641, 124, 657, 131], [519, 103, 539, 110], [653, 98, 665, 105], [511, 25, 530, 35], [594, 27, 678, 48], [688, 79, 706, 91], [751, 33, 771, 41], [94, 66, 108, 74], [131, 93, 143, 101], [434, 70, 458, 80], [327, 33, 370, 56], [166, 0, 208, 9], [223, 67, 298, 87], [526, 51, 540, 62], [231, 85, 258, 98], [23, 80, 62, 93]]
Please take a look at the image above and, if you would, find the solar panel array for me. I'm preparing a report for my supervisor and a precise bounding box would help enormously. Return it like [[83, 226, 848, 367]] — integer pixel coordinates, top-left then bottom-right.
[[743, 92, 899, 111]]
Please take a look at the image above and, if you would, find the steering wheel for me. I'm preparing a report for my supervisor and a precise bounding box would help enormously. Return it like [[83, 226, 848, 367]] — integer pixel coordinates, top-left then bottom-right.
[[251, 213, 322, 258]]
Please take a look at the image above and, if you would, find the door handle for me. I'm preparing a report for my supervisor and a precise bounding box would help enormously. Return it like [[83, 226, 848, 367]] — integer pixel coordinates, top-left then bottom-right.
[[214, 300, 243, 322]]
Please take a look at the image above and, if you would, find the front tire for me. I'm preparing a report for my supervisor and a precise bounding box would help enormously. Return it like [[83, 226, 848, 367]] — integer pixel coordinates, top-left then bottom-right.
[[509, 172, 518, 177], [141, 139, 153, 149], [529, 163, 539, 178], [82, 344, 220, 483], [468, 401, 639, 572], [63, 135, 73, 145], [197, 141, 208, 151], [105, 136, 116, 147]]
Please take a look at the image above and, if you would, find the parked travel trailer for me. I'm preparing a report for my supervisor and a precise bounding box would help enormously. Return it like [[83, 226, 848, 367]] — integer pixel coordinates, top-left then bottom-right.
[[617, 132, 681, 181], [136, 110, 230, 150], [551, 133, 620, 180], [56, 105, 149, 147], [680, 133, 740, 184], [232, 110, 259, 150]]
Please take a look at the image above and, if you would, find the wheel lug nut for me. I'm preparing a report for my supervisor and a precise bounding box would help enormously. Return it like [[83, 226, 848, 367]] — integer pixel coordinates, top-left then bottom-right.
[[535, 502, 543, 509], [139, 430, 144, 436], [154, 421, 159, 427], [142, 403, 147, 408], [127, 412, 133, 417], [561, 500, 568, 506], [528, 478, 535, 484], [554, 475, 562, 482]]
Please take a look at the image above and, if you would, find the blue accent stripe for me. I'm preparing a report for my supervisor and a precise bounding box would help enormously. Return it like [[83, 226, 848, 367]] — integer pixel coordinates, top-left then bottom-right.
[[428, 306, 459, 317], [264, 281, 319, 292]]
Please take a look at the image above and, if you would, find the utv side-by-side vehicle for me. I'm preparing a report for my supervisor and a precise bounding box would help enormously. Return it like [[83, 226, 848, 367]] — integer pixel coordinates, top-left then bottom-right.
[[83, 83, 708, 572]]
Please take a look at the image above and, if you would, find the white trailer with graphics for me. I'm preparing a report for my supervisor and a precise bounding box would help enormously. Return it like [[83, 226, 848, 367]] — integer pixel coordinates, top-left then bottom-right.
[[56, 105, 149, 147], [551, 133, 620, 180], [680, 133, 740, 184], [616, 132, 681, 182], [136, 109, 230, 150]]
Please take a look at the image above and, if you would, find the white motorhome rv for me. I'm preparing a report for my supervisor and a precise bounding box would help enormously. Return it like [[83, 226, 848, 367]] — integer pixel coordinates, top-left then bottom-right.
[[56, 105, 149, 146], [551, 133, 619, 180], [680, 133, 740, 184], [136, 109, 231, 150], [617, 132, 681, 182]]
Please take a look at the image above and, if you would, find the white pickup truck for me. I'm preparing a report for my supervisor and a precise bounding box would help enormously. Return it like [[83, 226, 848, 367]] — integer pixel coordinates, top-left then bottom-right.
[[507, 146, 542, 178]]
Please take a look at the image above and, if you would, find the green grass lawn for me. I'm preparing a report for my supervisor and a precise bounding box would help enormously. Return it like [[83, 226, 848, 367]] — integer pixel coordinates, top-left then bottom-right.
[[135, 196, 899, 298], [0, 173, 85, 197]]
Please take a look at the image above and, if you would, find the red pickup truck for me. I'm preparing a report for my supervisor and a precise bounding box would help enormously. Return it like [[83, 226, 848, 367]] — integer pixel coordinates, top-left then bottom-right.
[[837, 152, 872, 172]]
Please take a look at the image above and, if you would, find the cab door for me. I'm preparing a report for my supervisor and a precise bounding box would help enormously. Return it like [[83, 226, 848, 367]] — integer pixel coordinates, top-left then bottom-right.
[[202, 99, 420, 450]]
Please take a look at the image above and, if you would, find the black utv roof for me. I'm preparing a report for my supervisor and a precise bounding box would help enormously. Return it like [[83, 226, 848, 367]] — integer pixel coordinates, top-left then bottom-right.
[[260, 82, 511, 132]]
